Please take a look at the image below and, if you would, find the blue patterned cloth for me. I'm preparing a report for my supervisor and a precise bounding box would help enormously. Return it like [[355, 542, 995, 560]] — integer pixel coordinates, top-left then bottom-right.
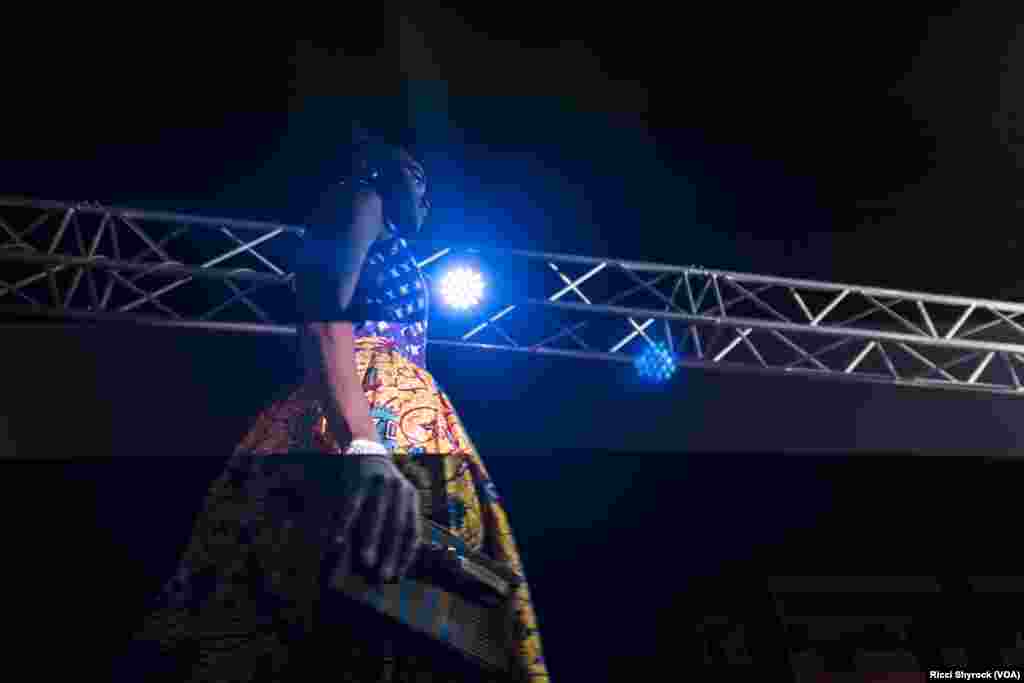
[[352, 236, 428, 325], [297, 234, 430, 369]]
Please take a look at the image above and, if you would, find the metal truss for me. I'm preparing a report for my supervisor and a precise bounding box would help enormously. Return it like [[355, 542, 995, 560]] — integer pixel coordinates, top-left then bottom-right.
[[6, 196, 1024, 398]]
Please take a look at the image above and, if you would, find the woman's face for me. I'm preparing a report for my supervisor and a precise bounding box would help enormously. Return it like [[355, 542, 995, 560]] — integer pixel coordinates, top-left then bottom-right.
[[397, 149, 430, 230]]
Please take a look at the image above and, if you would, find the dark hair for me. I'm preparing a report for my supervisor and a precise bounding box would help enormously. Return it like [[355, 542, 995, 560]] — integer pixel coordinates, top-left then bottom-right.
[[327, 121, 425, 239], [349, 120, 422, 169]]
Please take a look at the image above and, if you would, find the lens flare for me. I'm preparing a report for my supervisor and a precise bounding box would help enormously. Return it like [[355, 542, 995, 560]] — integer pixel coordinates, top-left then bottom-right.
[[439, 266, 485, 310]]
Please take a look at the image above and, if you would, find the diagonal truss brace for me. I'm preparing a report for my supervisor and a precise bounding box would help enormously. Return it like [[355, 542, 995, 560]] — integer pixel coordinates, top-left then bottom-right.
[[6, 196, 1024, 398], [0, 197, 299, 325]]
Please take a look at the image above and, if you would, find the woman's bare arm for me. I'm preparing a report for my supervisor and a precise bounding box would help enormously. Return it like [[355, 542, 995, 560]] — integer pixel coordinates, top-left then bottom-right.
[[298, 183, 423, 584], [299, 186, 386, 444]]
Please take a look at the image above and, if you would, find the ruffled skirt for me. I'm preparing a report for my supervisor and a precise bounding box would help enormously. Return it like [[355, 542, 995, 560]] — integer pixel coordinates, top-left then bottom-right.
[[125, 336, 549, 682]]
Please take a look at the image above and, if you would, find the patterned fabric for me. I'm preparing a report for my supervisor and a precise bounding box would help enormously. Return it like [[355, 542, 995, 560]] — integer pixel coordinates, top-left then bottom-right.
[[295, 235, 429, 331], [352, 319, 428, 372], [130, 340, 549, 681], [351, 236, 429, 325], [128, 241, 549, 681]]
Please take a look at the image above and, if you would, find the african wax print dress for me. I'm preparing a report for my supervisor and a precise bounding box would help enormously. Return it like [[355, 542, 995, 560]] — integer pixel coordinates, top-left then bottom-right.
[[125, 235, 550, 682]]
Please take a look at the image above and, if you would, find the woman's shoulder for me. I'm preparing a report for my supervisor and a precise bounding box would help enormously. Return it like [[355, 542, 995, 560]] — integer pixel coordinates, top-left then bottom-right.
[[365, 234, 416, 268]]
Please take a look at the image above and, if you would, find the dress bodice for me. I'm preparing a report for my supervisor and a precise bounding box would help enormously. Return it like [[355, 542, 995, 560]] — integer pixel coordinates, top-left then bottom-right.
[[296, 234, 429, 368]]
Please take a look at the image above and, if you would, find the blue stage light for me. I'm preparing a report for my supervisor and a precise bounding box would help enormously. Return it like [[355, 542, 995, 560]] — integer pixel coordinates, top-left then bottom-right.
[[634, 342, 679, 382], [439, 266, 485, 310]]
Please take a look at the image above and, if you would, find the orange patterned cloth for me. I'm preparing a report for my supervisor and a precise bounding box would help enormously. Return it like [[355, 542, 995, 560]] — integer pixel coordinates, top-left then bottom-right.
[[131, 336, 549, 682]]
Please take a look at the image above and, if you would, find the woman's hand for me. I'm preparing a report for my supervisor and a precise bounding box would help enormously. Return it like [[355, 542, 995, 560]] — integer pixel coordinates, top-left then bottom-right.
[[331, 454, 421, 584]]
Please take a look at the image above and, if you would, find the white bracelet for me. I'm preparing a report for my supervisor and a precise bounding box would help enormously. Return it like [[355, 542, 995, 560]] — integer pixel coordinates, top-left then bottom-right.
[[344, 438, 391, 456]]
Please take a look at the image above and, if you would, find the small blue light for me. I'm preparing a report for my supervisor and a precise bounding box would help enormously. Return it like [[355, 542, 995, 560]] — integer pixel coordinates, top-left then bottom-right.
[[634, 342, 679, 383], [439, 266, 485, 310]]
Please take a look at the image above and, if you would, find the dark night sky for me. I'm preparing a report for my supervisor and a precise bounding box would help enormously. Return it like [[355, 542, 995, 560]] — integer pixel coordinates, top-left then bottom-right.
[[4, 9, 1024, 679]]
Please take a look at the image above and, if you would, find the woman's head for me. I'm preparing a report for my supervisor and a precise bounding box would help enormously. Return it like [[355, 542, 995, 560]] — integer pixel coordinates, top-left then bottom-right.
[[350, 123, 431, 236], [367, 145, 430, 238], [395, 147, 431, 232]]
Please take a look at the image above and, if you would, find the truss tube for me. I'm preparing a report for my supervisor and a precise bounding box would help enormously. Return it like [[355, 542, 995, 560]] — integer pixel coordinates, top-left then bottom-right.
[[521, 299, 1024, 356], [5, 304, 1024, 398], [0, 197, 307, 235], [11, 198, 1024, 400], [451, 245, 1024, 316], [0, 303, 297, 334], [6, 298, 1007, 397], [429, 340, 1024, 398], [6, 196, 1024, 316], [6, 197, 1024, 316], [0, 251, 290, 284]]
